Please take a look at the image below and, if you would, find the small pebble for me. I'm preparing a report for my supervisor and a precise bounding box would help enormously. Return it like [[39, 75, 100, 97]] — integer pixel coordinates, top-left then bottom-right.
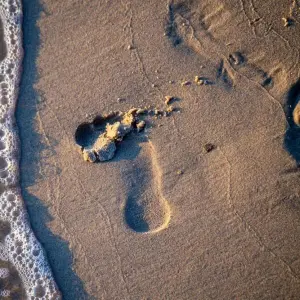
[[82, 149, 97, 163], [136, 120, 146, 132], [229, 52, 245, 66], [128, 108, 138, 115], [154, 108, 162, 115], [282, 17, 294, 27], [136, 108, 147, 115], [166, 105, 174, 113], [165, 95, 174, 105], [181, 81, 191, 86], [204, 143, 215, 153], [194, 76, 204, 85]]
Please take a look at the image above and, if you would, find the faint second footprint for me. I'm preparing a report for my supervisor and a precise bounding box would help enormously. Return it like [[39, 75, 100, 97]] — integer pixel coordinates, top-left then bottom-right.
[[121, 139, 171, 234]]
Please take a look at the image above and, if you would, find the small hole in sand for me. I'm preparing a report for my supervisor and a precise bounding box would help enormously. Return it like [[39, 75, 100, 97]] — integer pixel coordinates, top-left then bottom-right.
[[75, 122, 100, 148]]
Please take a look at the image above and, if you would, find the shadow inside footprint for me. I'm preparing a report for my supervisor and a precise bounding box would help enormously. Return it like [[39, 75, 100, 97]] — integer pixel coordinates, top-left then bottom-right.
[[75, 114, 120, 149], [124, 165, 150, 233], [114, 135, 150, 232], [284, 78, 300, 164]]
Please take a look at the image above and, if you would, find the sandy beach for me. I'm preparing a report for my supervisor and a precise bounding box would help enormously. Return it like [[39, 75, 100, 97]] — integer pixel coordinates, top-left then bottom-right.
[[7, 0, 300, 298]]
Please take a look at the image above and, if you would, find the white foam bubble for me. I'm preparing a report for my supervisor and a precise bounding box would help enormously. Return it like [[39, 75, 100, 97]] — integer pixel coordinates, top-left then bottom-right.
[[0, 267, 9, 278], [0, 1, 61, 298], [0, 289, 10, 297]]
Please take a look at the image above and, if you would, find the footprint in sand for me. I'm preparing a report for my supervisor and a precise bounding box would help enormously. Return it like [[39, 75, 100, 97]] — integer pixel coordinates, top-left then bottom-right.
[[165, 1, 284, 93], [122, 140, 171, 234], [75, 108, 172, 234]]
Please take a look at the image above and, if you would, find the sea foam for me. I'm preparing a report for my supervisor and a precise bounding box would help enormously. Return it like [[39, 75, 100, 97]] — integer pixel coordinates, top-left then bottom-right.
[[0, 1, 60, 298]]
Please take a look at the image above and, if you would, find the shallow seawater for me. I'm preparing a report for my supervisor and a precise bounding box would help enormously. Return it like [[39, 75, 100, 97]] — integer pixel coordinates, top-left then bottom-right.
[[0, 1, 60, 298], [0, 17, 6, 62], [0, 259, 26, 299]]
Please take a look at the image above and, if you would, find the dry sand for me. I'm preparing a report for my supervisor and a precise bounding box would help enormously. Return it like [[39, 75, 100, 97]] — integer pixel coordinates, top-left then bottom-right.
[[15, 0, 300, 299]]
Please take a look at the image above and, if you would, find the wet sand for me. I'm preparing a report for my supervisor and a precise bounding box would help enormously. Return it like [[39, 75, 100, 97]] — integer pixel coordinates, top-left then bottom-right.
[[16, 0, 300, 299]]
